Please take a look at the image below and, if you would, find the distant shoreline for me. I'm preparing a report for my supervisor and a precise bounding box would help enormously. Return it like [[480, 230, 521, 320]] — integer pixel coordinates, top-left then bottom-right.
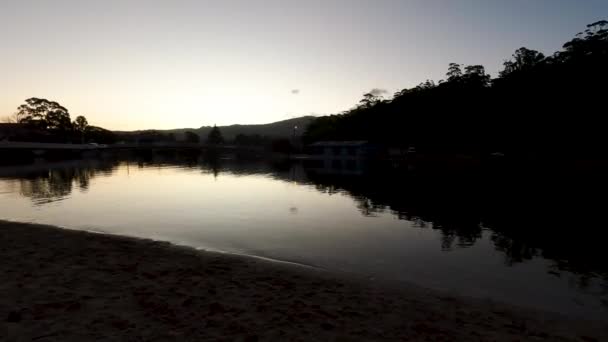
[[1, 220, 606, 341]]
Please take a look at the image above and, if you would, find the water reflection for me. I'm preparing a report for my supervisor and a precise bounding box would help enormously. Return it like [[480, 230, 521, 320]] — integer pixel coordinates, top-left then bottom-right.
[[0, 160, 118, 205], [0, 154, 607, 304], [310, 170, 608, 300]]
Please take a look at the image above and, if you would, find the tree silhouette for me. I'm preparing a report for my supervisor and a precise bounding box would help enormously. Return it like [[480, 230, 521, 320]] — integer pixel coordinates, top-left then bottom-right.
[[499, 47, 545, 78], [206, 125, 224, 145], [17, 98, 72, 132], [562, 20, 608, 58], [304, 19, 608, 158], [73, 116, 88, 143], [359, 93, 381, 108], [462, 65, 491, 87], [446, 63, 463, 82]]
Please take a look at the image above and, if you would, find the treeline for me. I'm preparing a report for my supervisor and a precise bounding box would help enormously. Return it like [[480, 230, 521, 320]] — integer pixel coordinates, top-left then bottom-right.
[[5, 98, 116, 144], [116, 126, 223, 145], [7, 99, 295, 151], [117, 130, 295, 152], [116, 130, 201, 144], [304, 20, 608, 158]]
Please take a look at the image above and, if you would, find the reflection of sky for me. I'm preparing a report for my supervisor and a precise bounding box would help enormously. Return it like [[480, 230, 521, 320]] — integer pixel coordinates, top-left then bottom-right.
[[1, 0, 607, 129], [0, 161, 606, 318]]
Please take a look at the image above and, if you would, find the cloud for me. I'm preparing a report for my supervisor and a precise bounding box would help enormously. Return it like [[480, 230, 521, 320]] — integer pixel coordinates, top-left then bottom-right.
[[291, 89, 300, 95], [368, 88, 388, 97]]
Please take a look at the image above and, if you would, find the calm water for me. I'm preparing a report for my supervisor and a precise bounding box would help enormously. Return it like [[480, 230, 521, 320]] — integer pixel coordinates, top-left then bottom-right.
[[0, 154, 607, 319]]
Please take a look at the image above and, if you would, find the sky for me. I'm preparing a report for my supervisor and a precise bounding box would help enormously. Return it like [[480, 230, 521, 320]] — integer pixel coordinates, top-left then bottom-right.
[[1, 1, 606, 130]]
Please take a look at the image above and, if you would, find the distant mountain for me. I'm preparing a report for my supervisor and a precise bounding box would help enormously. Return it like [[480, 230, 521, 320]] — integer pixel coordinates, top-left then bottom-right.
[[114, 116, 316, 141], [196, 116, 315, 140]]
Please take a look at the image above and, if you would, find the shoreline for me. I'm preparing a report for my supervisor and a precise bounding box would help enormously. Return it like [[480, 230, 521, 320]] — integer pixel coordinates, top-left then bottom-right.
[[1, 220, 606, 341]]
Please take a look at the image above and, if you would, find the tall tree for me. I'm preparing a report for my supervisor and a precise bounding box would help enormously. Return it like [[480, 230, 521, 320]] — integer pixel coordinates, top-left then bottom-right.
[[16, 98, 72, 131], [562, 20, 608, 58], [446, 63, 463, 82], [499, 47, 545, 78], [463, 65, 491, 87], [304, 19, 608, 158], [73, 116, 89, 143], [359, 93, 381, 108], [206, 125, 224, 145]]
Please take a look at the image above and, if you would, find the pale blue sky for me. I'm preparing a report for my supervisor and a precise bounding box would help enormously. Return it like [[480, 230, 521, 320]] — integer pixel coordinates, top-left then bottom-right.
[[1, 0, 606, 130]]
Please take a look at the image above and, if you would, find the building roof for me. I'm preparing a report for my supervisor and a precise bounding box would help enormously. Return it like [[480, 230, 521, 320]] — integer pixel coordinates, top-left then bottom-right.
[[308, 141, 369, 147]]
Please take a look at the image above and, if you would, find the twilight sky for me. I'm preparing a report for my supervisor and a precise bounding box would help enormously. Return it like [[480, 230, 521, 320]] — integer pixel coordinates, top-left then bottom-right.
[[1, 1, 606, 130]]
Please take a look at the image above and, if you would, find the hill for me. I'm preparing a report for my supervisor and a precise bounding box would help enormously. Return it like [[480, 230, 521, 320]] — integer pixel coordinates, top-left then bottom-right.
[[115, 116, 316, 141], [196, 116, 315, 141]]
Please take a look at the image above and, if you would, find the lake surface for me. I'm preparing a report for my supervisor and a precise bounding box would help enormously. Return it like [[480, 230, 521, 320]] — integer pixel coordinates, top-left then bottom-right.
[[0, 153, 607, 319]]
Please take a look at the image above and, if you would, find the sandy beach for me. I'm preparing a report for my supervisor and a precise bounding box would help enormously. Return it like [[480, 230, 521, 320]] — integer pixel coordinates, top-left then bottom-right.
[[1, 220, 606, 341]]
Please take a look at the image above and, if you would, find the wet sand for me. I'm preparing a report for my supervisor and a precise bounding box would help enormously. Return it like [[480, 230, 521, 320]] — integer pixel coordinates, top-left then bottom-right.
[[1, 220, 606, 341]]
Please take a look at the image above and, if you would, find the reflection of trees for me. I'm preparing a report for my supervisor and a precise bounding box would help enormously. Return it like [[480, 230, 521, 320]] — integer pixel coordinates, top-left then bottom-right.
[[354, 196, 383, 217], [5, 154, 608, 293], [304, 167, 608, 287], [74, 167, 96, 191], [490, 233, 538, 266], [201, 150, 222, 178], [308, 171, 486, 250], [11, 160, 119, 204], [189, 155, 608, 294], [19, 170, 74, 203]]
